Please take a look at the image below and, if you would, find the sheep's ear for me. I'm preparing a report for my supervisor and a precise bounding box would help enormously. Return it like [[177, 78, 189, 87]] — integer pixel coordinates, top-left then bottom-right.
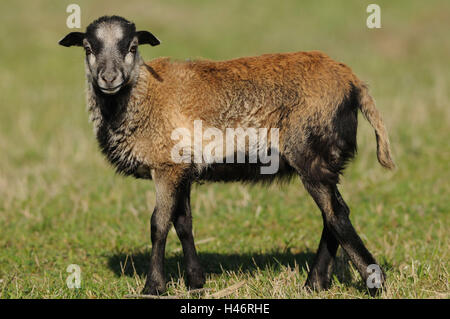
[[136, 31, 160, 46], [58, 32, 85, 47]]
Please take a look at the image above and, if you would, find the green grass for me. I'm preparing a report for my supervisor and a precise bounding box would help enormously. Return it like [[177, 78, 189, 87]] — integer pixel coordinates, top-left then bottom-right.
[[0, 0, 449, 298]]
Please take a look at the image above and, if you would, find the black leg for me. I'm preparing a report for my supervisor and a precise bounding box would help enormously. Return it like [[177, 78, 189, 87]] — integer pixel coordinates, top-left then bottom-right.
[[142, 206, 171, 295], [305, 222, 339, 290], [303, 182, 385, 295], [172, 184, 205, 289], [142, 169, 182, 295]]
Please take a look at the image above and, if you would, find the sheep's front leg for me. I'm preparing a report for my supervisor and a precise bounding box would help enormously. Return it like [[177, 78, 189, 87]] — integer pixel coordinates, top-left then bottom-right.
[[173, 183, 205, 289], [142, 169, 182, 295], [142, 205, 171, 295]]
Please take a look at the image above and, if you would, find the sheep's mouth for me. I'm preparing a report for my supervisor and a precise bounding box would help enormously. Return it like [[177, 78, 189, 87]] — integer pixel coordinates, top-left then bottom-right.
[[98, 82, 124, 94]]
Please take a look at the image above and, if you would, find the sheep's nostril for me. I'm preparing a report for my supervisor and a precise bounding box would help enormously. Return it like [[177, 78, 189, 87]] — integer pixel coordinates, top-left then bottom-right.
[[101, 73, 117, 84]]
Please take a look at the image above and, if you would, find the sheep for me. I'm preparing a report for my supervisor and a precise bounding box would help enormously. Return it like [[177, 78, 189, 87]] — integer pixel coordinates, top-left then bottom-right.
[[59, 15, 395, 296]]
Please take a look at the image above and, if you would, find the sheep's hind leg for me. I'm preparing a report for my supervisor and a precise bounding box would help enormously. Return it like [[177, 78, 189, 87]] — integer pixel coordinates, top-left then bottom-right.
[[305, 222, 339, 291], [173, 183, 205, 289], [303, 181, 385, 296]]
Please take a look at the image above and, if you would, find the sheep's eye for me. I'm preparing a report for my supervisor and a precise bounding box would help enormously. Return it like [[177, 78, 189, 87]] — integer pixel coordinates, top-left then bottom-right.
[[129, 45, 137, 54], [84, 47, 92, 55]]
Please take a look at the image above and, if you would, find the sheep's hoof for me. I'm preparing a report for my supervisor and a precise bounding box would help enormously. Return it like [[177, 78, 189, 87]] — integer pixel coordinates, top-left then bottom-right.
[[142, 280, 166, 296], [186, 268, 206, 290], [368, 286, 383, 297], [304, 275, 330, 292]]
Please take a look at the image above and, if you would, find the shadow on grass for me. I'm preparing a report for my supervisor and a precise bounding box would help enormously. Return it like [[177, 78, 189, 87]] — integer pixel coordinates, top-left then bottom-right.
[[107, 249, 315, 279], [106, 248, 390, 293]]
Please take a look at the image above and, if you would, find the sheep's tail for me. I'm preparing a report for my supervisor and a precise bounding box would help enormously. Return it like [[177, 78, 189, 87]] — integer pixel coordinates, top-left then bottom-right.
[[356, 82, 395, 169]]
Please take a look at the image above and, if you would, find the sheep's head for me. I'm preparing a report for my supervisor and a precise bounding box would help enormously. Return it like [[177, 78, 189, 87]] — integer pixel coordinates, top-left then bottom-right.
[[59, 16, 160, 95]]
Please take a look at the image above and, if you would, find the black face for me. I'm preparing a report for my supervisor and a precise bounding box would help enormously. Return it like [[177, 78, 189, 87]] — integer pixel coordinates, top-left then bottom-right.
[[59, 16, 160, 95]]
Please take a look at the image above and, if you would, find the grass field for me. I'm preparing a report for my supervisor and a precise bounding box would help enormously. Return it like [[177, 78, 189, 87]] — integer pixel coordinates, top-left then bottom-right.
[[0, 0, 448, 298]]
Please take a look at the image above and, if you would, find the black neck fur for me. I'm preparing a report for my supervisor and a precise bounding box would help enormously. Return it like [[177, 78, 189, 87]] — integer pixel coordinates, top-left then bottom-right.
[[93, 84, 132, 129]]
